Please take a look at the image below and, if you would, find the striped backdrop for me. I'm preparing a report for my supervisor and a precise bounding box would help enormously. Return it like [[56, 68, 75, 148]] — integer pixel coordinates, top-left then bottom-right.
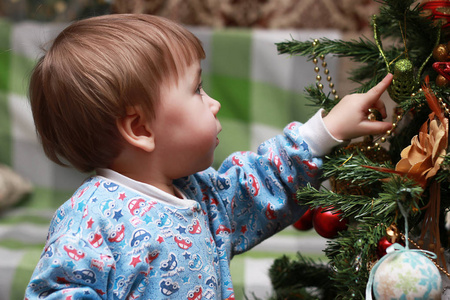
[[0, 18, 339, 300]]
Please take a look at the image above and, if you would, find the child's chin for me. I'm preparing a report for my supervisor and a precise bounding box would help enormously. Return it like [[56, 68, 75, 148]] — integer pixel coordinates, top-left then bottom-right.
[[200, 158, 214, 171], [189, 160, 214, 174]]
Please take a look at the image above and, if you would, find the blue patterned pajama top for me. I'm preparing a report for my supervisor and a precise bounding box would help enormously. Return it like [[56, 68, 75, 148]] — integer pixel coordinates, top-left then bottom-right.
[[25, 111, 341, 299]]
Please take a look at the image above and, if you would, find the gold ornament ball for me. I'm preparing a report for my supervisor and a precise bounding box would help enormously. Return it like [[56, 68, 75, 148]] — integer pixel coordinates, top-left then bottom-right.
[[429, 243, 436, 252], [433, 44, 449, 61], [436, 74, 449, 87]]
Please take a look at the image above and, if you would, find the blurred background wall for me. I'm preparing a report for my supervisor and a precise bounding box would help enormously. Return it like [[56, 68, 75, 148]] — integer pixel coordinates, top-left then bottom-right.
[[0, 0, 381, 96], [1, 0, 379, 31]]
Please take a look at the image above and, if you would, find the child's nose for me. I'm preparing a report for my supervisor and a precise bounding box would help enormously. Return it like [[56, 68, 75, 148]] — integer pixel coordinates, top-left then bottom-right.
[[210, 98, 221, 116]]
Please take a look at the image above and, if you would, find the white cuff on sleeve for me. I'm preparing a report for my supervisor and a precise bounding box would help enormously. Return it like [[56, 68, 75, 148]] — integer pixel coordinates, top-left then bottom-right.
[[297, 109, 346, 157]]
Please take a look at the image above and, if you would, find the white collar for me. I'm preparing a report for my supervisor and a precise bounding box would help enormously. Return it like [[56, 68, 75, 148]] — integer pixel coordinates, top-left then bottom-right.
[[95, 168, 197, 209]]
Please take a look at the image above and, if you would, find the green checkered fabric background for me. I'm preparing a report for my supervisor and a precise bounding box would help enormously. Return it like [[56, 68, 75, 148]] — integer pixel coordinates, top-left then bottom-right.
[[0, 18, 340, 299]]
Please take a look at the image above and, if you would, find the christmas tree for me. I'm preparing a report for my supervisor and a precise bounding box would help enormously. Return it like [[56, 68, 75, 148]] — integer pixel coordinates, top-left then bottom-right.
[[268, 0, 450, 299]]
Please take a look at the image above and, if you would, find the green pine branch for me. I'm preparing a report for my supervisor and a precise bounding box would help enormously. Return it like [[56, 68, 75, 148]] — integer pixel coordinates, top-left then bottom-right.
[[272, 0, 448, 298], [304, 85, 338, 112], [267, 254, 336, 300], [324, 221, 387, 299], [376, 0, 437, 46], [322, 150, 393, 183], [297, 174, 422, 221], [277, 37, 380, 63], [311, 176, 422, 298]]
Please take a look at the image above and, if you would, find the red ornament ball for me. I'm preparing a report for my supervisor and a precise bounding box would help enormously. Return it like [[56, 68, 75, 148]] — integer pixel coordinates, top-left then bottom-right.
[[376, 236, 405, 258], [293, 208, 314, 231], [312, 207, 348, 239]]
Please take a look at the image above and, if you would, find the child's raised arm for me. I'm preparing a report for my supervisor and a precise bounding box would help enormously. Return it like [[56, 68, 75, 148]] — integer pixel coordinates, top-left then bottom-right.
[[323, 73, 394, 141]]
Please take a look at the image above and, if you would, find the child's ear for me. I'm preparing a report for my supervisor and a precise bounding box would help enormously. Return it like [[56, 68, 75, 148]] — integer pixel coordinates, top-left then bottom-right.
[[116, 106, 155, 152]]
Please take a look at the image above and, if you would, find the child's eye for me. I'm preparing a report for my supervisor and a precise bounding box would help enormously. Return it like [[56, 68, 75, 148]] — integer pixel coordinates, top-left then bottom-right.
[[195, 82, 203, 95]]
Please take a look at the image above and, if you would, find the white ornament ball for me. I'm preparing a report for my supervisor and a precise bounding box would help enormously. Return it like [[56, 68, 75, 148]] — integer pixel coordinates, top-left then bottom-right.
[[373, 250, 442, 299]]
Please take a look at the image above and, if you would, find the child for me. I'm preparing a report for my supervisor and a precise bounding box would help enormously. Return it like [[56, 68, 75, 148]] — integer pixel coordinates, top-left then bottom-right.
[[25, 14, 393, 299]]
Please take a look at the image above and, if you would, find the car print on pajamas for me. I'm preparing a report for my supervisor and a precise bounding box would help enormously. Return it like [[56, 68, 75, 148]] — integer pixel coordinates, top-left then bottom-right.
[[127, 198, 156, 217], [174, 235, 192, 250], [216, 175, 231, 190], [113, 274, 135, 298], [160, 253, 178, 272], [108, 224, 125, 243], [205, 276, 218, 289], [27, 278, 48, 295], [188, 219, 202, 234], [128, 198, 146, 216], [188, 253, 202, 271], [265, 203, 276, 220], [63, 245, 85, 261], [215, 225, 231, 236], [160, 278, 180, 296], [273, 155, 284, 174], [88, 229, 103, 248], [73, 269, 96, 284], [157, 212, 173, 228], [130, 229, 151, 248], [187, 286, 202, 300], [43, 245, 54, 258], [245, 174, 260, 196], [231, 155, 244, 166], [145, 249, 160, 264], [100, 199, 116, 217], [103, 182, 119, 192]]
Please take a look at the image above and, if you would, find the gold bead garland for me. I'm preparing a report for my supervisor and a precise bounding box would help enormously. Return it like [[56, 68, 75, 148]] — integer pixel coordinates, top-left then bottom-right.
[[399, 233, 450, 279], [372, 224, 450, 279], [311, 38, 450, 152], [361, 84, 450, 152], [359, 108, 403, 153], [312, 39, 339, 100], [311, 38, 400, 153], [439, 96, 450, 116]]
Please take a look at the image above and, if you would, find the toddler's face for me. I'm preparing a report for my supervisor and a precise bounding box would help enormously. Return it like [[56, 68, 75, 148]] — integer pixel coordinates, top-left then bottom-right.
[[151, 60, 222, 177]]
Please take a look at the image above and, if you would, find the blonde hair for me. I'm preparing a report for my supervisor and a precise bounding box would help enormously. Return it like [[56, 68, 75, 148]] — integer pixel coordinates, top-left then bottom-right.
[[29, 14, 205, 172]]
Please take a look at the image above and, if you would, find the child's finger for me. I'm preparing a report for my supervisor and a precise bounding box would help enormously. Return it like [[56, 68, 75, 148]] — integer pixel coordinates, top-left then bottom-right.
[[366, 73, 394, 101], [363, 73, 393, 118], [369, 99, 388, 119], [366, 73, 393, 99], [360, 120, 393, 136]]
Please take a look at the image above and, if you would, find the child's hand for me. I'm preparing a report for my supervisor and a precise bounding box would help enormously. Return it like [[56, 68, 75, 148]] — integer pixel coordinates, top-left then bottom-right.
[[323, 73, 393, 141]]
